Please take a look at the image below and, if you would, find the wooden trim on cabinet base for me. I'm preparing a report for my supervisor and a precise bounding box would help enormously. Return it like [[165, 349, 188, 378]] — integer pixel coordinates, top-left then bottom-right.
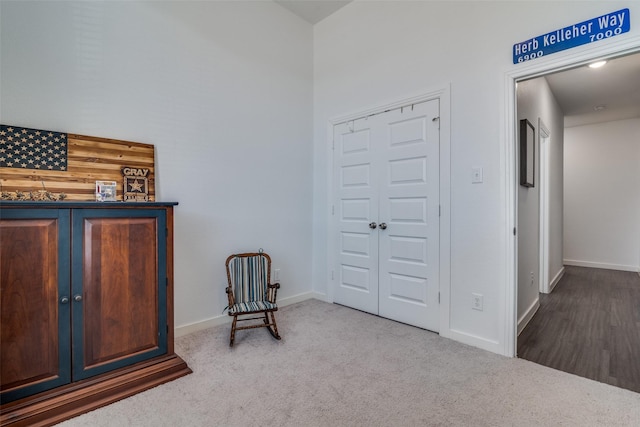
[[0, 354, 191, 427]]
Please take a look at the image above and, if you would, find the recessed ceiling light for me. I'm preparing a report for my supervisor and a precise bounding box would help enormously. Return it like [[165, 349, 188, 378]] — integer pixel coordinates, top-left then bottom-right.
[[589, 61, 607, 69], [593, 105, 607, 111]]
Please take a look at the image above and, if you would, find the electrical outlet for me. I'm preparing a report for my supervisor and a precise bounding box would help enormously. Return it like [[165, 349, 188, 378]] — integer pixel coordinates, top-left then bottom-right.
[[274, 268, 280, 282], [472, 293, 483, 311]]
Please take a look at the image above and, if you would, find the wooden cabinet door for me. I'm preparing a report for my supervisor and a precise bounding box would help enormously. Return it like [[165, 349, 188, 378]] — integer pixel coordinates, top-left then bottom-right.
[[0, 209, 71, 403], [71, 209, 167, 380]]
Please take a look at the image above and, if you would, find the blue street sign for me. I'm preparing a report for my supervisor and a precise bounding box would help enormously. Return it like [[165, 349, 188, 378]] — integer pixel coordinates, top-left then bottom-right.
[[513, 9, 630, 64]]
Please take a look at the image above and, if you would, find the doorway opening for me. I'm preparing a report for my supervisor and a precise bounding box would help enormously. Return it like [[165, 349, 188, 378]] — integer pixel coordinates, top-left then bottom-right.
[[509, 48, 640, 393], [537, 120, 551, 295]]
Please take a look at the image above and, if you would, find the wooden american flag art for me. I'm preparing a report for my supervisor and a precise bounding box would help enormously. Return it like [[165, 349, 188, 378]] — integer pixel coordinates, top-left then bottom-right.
[[0, 125, 68, 170], [0, 124, 156, 201]]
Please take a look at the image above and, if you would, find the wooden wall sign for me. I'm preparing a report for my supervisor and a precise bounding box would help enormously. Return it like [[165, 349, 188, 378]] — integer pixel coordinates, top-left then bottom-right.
[[1, 124, 155, 201]]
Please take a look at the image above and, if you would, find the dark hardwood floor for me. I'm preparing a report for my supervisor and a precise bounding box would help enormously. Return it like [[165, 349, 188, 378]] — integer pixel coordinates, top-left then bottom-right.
[[518, 265, 640, 394]]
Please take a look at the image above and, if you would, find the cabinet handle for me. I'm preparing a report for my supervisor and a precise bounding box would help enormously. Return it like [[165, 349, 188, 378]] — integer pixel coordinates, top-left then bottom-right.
[[74, 295, 83, 302], [60, 296, 69, 304]]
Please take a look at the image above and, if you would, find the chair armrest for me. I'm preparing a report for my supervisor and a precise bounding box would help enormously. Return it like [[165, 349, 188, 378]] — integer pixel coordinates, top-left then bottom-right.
[[225, 287, 235, 307], [267, 282, 280, 303]]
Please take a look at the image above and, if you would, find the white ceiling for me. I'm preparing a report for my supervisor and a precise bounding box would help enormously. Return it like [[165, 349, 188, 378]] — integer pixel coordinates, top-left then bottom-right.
[[543, 52, 640, 127], [275, 1, 640, 128], [275, 0, 351, 25]]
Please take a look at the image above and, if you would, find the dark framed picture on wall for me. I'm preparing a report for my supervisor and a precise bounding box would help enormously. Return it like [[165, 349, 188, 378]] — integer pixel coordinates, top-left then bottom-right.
[[519, 119, 535, 187]]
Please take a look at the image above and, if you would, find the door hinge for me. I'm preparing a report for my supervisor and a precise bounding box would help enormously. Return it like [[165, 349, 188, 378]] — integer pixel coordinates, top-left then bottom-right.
[[438, 292, 440, 304], [167, 325, 169, 333], [331, 270, 335, 280], [166, 277, 169, 287], [439, 205, 441, 217], [432, 116, 440, 129], [513, 227, 517, 236], [332, 205, 335, 216], [332, 139, 335, 150]]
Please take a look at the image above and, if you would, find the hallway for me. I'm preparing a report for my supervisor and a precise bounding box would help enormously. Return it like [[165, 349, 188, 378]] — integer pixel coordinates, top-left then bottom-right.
[[518, 266, 640, 393]]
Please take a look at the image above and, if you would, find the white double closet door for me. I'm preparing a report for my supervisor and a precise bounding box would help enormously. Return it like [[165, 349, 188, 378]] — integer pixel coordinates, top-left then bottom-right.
[[333, 99, 440, 332]]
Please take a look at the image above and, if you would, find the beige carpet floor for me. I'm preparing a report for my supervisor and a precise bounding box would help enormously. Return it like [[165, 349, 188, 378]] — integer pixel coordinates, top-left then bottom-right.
[[59, 299, 640, 426]]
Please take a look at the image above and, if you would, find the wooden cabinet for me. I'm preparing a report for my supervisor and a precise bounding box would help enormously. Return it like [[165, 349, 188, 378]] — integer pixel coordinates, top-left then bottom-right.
[[0, 202, 191, 426], [1, 208, 71, 404]]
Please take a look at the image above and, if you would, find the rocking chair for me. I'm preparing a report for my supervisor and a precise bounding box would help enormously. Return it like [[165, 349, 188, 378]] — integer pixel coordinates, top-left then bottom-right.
[[225, 251, 281, 347]]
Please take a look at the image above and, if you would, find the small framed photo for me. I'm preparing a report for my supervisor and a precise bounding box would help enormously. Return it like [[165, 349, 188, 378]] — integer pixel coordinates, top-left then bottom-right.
[[95, 181, 117, 202], [519, 119, 535, 187]]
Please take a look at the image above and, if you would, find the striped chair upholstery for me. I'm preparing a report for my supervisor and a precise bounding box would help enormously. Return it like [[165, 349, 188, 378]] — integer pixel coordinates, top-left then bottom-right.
[[228, 255, 269, 309], [225, 252, 281, 346], [230, 301, 277, 315]]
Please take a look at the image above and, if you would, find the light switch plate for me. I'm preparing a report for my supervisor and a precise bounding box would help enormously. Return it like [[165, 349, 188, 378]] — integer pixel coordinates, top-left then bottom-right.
[[472, 167, 483, 184]]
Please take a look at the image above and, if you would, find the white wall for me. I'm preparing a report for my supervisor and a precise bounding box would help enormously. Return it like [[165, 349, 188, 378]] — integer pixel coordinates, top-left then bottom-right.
[[564, 118, 640, 272], [313, 1, 640, 353], [3, 0, 639, 357], [515, 77, 564, 333], [0, 1, 315, 329]]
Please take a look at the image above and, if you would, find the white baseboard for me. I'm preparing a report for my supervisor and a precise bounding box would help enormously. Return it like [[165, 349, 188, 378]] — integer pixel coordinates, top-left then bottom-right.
[[563, 259, 639, 273], [517, 297, 540, 336], [439, 328, 503, 356], [311, 291, 330, 302], [548, 266, 565, 293], [174, 291, 316, 337]]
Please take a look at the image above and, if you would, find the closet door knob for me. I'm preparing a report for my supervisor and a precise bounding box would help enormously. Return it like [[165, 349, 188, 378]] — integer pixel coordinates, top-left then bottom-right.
[[60, 296, 69, 304], [379, 222, 387, 230], [74, 295, 83, 302], [369, 222, 377, 229]]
